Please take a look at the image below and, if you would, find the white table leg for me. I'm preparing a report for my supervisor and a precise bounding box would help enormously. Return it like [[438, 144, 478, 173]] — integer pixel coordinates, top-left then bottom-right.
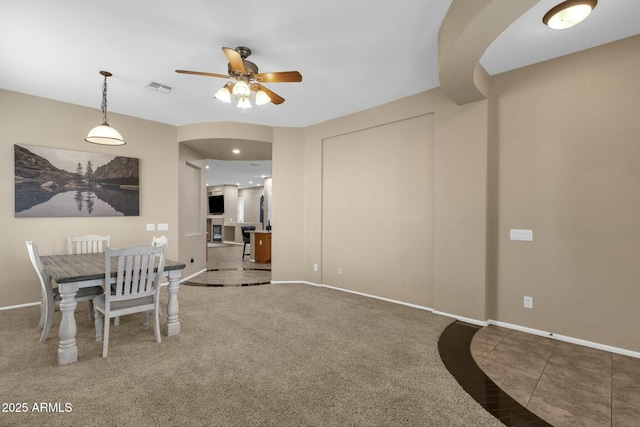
[[57, 283, 79, 365], [163, 271, 180, 336]]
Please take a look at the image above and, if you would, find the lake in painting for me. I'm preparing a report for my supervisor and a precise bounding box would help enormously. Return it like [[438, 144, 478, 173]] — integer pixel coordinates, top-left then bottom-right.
[[15, 183, 139, 217], [14, 144, 139, 217]]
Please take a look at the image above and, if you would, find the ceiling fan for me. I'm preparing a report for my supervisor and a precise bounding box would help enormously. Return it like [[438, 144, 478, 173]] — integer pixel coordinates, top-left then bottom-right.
[[176, 46, 302, 108]]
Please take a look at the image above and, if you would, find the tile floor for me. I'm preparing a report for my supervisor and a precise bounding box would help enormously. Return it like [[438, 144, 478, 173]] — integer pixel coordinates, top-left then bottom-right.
[[184, 243, 271, 287], [439, 322, 551, 426], [472, 325, 640, 427]]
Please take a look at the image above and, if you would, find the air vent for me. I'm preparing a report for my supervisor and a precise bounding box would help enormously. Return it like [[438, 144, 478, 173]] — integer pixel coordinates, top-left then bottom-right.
[[145, 81, 174, 94]]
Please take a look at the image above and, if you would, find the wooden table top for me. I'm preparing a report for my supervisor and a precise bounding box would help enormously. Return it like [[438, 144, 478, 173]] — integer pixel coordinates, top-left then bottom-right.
[[41, 252, 186, 284]]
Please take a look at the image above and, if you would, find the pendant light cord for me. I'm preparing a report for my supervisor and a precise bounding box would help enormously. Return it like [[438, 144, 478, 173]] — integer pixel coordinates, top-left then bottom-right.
[[101, 74, 109, 124]]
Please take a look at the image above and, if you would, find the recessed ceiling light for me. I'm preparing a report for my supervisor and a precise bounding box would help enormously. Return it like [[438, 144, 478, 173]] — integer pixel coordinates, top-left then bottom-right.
[[232, 149, 240, 154], [543, 0, 597, 30]]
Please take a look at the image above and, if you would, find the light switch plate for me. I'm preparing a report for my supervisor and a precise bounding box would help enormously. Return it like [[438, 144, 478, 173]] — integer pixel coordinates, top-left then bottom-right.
[[157, 223, 168, 231], [510, 229, 533, 241], [146, 223, 155, 231]]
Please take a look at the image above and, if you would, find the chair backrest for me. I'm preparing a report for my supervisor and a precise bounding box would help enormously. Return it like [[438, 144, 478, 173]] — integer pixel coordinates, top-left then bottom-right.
[[68, 234, 110, 254], [151, 235, 169, 248], [105, 244, 166, 307], [26, 241, 54, 303], [241, 226, 255, 243]]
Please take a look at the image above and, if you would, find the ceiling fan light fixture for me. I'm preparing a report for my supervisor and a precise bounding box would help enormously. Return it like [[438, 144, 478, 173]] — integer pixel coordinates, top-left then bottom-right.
[[543, 0, 597, 30], [255, 89, 271, 105], [176, 46, 301, 108], [85, 71, 126, 145], [232, 80, 250, 97], [214, 84, 231, 103], [237, 95, 252, 109]]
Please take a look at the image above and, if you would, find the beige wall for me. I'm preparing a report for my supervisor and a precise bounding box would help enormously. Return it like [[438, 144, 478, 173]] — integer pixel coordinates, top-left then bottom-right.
[[1, 89, 179, 307], [178, 144, 207, 278], [3, 33, 639, 354], [301, 89, 489, 320], [239, 187, 265, 224], [321, 114, 434, 307], [271, 127, 306, 281], [489, 35, 640, 351]]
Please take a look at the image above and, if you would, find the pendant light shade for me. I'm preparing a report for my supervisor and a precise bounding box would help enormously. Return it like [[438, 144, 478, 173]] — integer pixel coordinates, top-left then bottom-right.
[[236, 95, 252, 109], [232, 80, 250, 97], [214, 84, 232, 103], [85, 123, 125, 146], [85, 71, 126, 146], [255, 89, 271, 106]]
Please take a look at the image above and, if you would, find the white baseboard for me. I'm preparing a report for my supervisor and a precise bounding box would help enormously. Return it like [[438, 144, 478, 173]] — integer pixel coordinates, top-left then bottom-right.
[[272, 281, 435, 311], [6, 277, 639, 359], [320, 284, 434, 312], [178, 268, 207, 284], [488, 319, 640, 359], [271, 280, 322, 287], [280, 281, 640, 359], [0, 301, 41, 311], [433, 310, 488, 327]]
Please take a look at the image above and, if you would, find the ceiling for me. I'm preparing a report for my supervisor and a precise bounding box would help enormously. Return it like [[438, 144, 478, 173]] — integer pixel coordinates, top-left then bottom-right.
[[2, 0, 640, 185], [206, 159, 271, 190]]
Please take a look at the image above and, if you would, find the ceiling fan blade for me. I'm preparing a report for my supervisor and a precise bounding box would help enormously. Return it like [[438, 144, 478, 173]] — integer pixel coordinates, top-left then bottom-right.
[[222, 47, 247, 74], [255, 83, 285, 105], [255, 71, 303, 83], [175, 70, 230, 79]]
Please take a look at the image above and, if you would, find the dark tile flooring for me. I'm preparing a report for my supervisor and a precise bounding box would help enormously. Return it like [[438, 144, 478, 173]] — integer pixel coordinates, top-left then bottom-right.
[[471, 325, 640, 427], [189, 246, 640, 426], [439, 322, 551, 426]]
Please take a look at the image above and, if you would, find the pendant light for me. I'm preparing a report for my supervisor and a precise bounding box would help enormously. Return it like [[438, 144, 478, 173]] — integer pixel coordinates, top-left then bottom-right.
[[85, 71, 126, 146]]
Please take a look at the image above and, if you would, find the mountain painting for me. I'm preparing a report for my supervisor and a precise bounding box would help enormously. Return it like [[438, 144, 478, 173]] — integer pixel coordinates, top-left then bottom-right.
[[14, 144, 139, 217]]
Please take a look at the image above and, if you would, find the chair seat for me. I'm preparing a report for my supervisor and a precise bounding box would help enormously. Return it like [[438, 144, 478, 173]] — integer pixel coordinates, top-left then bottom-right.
[[94, 294, 154, 312]]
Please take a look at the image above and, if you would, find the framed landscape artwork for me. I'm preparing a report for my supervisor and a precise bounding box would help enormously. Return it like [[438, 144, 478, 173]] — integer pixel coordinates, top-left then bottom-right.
[[14, 144, 139, 217]]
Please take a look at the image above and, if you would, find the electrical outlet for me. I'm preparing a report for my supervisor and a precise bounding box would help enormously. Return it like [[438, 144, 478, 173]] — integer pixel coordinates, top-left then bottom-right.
[[524, 296, 533, 309], [314, 264, 318, 272], [338, 267, 342, 275]]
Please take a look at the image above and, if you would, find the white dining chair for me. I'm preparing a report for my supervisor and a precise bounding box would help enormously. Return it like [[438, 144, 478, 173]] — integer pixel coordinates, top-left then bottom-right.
[[151, 235, 169, 248], [93, 244, 166, 357], [67, 234, 112, 322], [67, 234, 110, 254], [151, 235, 170, 288], [26, 241, 103, 342]]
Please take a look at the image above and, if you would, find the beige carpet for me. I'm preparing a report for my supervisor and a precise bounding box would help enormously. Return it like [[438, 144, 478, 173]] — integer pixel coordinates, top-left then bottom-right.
[[0, 283, 503, 427]]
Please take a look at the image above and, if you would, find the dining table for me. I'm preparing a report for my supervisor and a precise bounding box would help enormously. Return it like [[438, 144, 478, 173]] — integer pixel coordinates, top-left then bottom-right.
[[40, 252, 186, 365]]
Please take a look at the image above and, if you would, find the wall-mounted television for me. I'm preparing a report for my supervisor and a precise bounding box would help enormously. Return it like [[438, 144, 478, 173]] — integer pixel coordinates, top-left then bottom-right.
[[208, 195, 224, 215]]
